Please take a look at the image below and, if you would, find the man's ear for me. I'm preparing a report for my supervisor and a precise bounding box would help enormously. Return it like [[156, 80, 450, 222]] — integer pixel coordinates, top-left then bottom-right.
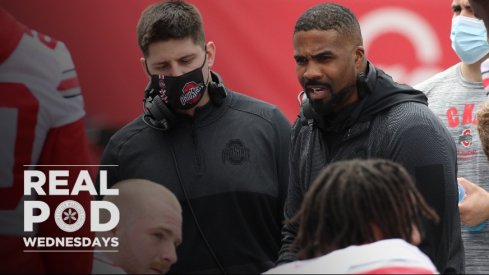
[[354, 46, 365, 71], [140, 57, 151, 78], [370, 222, 383, 242], [410, 224, 421, 246], [205, 41, 216, 68]]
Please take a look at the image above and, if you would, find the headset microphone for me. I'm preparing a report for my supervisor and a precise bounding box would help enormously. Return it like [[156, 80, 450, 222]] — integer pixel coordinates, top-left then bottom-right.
[[142, 75, 177, 131], [142, 72, 227, 132]]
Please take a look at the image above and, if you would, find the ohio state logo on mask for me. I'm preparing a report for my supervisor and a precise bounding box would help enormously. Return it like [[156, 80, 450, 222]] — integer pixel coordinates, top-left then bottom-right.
[[180, 81, 204, 107], [150, 54, 208, 110]]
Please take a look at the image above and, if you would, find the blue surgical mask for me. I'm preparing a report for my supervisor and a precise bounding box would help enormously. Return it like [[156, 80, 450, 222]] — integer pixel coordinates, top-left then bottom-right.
[[451, 15, 489, 64]]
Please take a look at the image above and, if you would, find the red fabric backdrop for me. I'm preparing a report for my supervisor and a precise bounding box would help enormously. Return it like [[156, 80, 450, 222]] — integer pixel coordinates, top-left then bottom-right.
[[0, 0, 458, 127]]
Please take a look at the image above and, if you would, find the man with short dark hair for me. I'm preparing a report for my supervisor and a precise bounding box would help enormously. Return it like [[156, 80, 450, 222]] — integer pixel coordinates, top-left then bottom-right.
[[99, 1, 291, 273], [415, 1, 489, 272], [278, 3, 464, 273]]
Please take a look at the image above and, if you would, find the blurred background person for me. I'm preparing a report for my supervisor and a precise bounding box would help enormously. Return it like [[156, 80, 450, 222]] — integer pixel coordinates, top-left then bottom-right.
[[266, 159, 439, 274], [462, 101, 489, 237], [93, 179, 182, 274], [415, 0, 489, 272], [470, 2, 489, 270], [0, 7, 93, 274]]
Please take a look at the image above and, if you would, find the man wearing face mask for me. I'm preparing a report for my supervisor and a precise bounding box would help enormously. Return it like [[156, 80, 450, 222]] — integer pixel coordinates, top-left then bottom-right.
[[278, 3, 464, 274], [98, 1, 291, 274], [415, 1, 489, 272]]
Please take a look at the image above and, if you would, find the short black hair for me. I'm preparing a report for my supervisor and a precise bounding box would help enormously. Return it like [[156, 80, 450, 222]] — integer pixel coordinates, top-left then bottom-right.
[[294, 3, 363, 45], [291, 159, 439, 260], [137, 0, 205, 57]]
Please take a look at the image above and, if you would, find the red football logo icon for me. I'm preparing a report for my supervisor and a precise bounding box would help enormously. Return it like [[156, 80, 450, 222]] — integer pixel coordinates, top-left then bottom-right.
[[180, 81, 203, 106]]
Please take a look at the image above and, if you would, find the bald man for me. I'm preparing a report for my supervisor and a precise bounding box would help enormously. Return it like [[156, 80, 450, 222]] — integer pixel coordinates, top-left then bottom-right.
[[92, 179, 182, 274]]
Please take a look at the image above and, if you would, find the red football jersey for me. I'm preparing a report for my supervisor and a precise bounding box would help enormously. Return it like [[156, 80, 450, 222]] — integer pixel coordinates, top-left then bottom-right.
[[0, 8, 94, 274]]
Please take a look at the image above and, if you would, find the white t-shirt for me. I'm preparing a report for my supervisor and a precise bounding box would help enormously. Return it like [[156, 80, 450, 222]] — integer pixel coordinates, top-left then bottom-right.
[[264, 239, 438, 274], [415, 63, 489, 273]]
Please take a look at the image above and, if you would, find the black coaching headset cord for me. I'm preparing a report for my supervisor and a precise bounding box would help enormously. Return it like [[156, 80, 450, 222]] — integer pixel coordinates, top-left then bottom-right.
[[169, 144, 227, 274]]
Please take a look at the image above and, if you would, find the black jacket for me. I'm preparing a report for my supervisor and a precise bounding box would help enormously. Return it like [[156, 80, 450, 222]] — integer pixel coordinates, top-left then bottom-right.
[[278, 63, 464, 274], [100, 79, 291, 274]]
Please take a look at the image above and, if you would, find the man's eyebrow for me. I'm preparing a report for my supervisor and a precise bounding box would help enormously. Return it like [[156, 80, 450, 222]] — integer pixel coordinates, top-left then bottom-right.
[[311, 50, 334, 59], [156, 227, 182, 244], [151, 60, 168, 66], [155, 226, 172, 233], [178, 53, 196, 60], [293, 54, 304, 60], [294, 50, 333, 60], [151, 54, 196, 65]]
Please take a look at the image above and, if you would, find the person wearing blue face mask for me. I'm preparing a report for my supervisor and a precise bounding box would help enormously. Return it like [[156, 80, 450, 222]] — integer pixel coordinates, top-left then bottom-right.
[[452, 14, 489, 64], [415, 0, 489, 273]]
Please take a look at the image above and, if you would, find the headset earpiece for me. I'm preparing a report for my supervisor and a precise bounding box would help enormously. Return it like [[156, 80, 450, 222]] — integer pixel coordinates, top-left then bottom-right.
[[301, 97, 324, 126], [142, 71, 227, 131], [152, 95, 176, 125], [208, 81, 227, 106], [142, 78, 177, 131]]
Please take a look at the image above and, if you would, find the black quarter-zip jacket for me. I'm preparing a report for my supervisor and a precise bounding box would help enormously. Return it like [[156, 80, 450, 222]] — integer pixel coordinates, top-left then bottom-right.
[[100, 86, 291, 274], [278, 62, 464, 274]]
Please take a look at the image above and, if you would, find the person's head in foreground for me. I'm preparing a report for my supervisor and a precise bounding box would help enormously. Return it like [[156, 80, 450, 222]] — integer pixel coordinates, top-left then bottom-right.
[[478, 101, 489, 160], [292, 159, 439, 260], [100, 179, 182, 274]]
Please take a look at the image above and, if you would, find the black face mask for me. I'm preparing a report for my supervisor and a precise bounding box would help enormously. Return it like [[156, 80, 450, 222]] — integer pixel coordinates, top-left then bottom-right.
[[148, 55, 207, 110]]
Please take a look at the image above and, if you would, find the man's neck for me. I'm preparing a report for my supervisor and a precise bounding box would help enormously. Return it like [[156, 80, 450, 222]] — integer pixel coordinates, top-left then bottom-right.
[[461, 58, 488, 82]]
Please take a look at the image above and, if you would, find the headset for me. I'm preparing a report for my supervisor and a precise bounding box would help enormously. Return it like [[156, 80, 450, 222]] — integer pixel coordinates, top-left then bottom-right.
[[142, 72, 226, 131], [142, 72, 228, 273]]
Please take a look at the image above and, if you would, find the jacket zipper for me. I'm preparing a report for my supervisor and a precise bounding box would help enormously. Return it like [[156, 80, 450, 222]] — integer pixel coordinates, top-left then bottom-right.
[[191, 123, 203, 175]]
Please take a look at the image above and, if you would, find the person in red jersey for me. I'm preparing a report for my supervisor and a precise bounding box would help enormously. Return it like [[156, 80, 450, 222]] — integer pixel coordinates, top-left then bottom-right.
[[0, 7, 93, 274]]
